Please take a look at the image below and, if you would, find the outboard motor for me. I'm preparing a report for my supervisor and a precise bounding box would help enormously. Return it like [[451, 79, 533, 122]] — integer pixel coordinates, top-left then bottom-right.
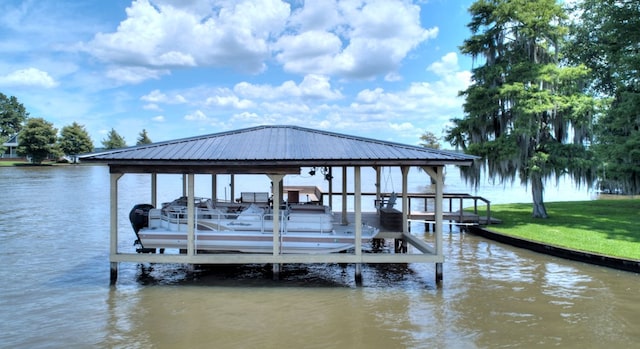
[[130, 204, 154, 233], [129, 204, 155, 253]]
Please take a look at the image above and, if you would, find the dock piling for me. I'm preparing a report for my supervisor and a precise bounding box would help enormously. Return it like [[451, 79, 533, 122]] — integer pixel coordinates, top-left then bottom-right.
[[435, 262, 443, 285], [355, 263, 362, 286], [110, 262, 118, 285]]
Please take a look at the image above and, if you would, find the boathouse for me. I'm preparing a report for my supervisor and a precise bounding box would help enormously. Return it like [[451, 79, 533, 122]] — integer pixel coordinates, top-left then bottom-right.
[[80, 125, 476, 285]]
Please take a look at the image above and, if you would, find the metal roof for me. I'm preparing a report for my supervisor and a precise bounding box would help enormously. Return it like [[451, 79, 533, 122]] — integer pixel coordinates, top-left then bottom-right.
[[81, 125, 476, 171]]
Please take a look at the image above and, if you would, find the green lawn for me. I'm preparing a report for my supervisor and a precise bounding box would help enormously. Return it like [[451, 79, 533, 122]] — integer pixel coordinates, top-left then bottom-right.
[[0, 161, 25, 166], [483, 199, 640, 260], [0, 160, 61, 166]]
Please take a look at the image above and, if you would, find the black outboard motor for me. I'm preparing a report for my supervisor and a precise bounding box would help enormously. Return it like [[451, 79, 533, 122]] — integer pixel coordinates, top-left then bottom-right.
[[129, 204, 155, 253]]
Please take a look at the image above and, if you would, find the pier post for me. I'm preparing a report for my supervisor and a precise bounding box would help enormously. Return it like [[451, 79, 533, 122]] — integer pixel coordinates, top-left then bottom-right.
[[109, 173, 122, 286], [341, 167, 349, 225], [435, 262, 443, 285], [272, 264, 280, 280], [110, 262, 118, 285], [355, 264, 362, 286]]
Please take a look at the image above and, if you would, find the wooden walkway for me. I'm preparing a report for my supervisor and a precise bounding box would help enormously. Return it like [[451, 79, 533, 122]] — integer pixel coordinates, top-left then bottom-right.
[[408, 212, 501, 233], [408, 211, 501, 225]]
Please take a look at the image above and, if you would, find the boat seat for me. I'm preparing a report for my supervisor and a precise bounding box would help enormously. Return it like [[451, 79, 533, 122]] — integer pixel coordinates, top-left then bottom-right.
[[376, 192, 398, 209], [386, 192, 397, 209], [241, 192, 270, 204]]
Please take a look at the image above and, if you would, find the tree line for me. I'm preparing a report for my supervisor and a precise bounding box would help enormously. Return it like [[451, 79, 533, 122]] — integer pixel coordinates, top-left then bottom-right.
[[0, 92, 152, 164]]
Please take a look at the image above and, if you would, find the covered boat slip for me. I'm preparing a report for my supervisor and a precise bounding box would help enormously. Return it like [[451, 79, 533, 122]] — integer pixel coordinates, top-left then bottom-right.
[[135, 194, 379, 254], [82, 125, 476, 285]]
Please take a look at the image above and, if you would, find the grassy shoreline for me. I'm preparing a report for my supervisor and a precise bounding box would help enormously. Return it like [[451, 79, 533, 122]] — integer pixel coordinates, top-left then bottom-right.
[[483, 199, 640, 260]]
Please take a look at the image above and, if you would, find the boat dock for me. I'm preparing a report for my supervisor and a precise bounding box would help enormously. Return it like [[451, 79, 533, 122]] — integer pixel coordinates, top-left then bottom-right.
[[80, 125, 480, 286]]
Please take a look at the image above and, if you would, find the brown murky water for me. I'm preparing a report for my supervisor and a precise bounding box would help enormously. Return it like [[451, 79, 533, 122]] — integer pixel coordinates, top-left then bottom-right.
[[1, 166, 638, 348]]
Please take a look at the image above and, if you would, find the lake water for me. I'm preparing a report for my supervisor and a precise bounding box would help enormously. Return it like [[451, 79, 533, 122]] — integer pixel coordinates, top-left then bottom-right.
[[0, 165, 638, 348]]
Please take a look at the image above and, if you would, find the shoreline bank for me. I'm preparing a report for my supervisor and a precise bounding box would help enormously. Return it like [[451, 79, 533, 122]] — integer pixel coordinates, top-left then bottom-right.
[[468, 226, 640, 273]]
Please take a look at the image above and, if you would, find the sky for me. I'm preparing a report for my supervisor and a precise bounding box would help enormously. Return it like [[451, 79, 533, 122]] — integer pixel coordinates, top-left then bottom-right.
[[0, 0, 476, 148]]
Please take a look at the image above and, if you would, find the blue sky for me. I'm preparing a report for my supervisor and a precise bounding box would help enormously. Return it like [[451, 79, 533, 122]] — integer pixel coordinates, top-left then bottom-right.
[[0, 0, 475, 147]]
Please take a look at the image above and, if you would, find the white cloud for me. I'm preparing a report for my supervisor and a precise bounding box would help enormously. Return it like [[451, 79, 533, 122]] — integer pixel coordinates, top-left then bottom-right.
[[105, 66, 168, 84], [141, 89, 187, 104], [143, 103, 162, 111], [81, 0, 436, 84], [275, 0, 438, 79], [205, 94, 255, 109], [427, 52, 460, 76], [389, 122, 415, 132], [298, 74, 343, 100], [234, 75, 342, 101], [0, 68, 58, 88], [152, 115, 165, 122], [231, 111, 261, 122], [141, 89, 168, 103], [184, 109, 209, 121], [288, 1, 341, 31], [85, 0, 290, 74], [260, 101, 312, 115]]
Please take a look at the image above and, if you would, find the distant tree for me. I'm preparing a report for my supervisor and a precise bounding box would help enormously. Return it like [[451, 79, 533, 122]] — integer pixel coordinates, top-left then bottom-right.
[[136, 129, 152, 145], [419, 131, 442, 184], [59, 122, 94, 163], [102, 128, 126, 149], [566, 0, 640, 194], [419, 131, 441, 149], [17, 118, 61, 164], [0, 93, 29, 138], [445, 0, 597, 218]]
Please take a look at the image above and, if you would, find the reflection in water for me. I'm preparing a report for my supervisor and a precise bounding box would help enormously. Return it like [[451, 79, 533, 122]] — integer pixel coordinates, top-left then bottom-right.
[[1, 166, 639, 348]]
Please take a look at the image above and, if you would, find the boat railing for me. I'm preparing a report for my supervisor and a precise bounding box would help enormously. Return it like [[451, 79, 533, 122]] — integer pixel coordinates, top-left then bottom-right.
[[150, 206, 333, 235]]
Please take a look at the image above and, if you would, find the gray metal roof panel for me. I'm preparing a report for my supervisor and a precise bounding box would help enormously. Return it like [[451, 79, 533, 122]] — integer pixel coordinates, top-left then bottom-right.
[[81, 125, 476, 164]]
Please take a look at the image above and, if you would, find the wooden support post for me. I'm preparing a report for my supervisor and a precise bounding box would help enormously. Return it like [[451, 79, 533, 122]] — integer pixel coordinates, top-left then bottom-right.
[[354, 166, 363, 286], [422, 165, 445, 284], [109, 173, 123, 286], [212, 175, 217, 203], [268, 173, 284, 281], [268, 174, 284, 257], [110, 262, 118, 285], [341, 166, 348, 225], [186, 174, 195, 256], [327, 168, 333, 208], [400, 166, 409, 253], [151, 173, 157, 207], [230, 174, 235, 202], [354, 166, 362, 255], [182, 174, 187, 197], [435, 167, 444, 284], [375, 166, 382, 211], [459, 198, 463, 229]]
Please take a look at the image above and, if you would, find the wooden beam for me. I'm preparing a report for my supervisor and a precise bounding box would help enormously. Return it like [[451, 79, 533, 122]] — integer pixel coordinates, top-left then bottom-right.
[[110, 252, 444, 264], [109, 164, 301, 175]]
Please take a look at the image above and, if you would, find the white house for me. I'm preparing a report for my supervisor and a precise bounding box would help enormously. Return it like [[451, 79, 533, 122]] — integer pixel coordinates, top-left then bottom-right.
[[1, 134, 20, 158]]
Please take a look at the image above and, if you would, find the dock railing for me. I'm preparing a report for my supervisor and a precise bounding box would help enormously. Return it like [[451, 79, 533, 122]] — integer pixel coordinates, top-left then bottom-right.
[[374, 192, 492, 227]]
